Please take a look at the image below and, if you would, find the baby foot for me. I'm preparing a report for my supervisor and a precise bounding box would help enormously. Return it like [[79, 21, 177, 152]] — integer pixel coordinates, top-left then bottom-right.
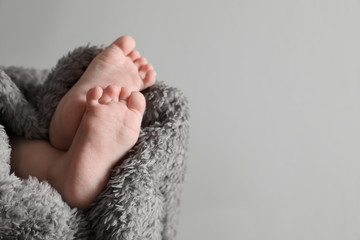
[[72, 35, 156, 93], [61, 85, 146, 209], [50, 35, 156, 150]]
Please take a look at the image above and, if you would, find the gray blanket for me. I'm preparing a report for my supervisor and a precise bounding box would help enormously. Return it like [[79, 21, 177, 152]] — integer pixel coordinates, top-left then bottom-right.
[[0, 45, 189, 239]]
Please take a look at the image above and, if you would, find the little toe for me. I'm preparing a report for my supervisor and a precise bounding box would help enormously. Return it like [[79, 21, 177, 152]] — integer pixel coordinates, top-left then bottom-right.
[[128, 50, 141, 61], [142, 70, 157, 89], [127, 91, 146, 115], [99, 85, 120, 103], [86, 86, 103, 107], [113, 35, 136, 55]]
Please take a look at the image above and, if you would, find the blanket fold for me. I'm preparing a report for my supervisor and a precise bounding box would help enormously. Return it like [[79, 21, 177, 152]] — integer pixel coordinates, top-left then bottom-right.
[[0, 45, 189, 240]]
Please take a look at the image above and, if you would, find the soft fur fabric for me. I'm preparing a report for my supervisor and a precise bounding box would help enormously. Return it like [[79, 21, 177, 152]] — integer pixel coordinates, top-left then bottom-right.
[[0, 45, 189, 239]]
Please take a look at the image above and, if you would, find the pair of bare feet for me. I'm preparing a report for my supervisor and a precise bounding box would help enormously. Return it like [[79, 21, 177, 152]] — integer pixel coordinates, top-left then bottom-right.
[[10, 36, 156, 209]]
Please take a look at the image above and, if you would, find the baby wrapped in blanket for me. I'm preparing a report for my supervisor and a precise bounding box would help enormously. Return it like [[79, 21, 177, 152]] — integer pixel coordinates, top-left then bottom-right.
[[0, 36, 189, 239]]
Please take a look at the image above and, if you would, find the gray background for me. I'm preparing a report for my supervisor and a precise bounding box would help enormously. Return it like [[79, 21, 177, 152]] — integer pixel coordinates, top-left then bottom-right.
[[1, 1, 360, 239]]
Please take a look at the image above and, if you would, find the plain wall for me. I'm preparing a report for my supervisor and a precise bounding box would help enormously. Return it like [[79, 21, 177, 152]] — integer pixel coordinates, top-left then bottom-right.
[[1, 1, 360, 239]]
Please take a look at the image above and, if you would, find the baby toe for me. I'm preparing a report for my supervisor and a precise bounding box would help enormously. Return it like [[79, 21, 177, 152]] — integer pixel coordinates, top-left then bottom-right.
[[113, 35, 136, 55], [139, 63, 154, 72], [127, 91, 146, 115], [142, 70, 157, 89], [86, 86, 103, 107], [99, 85, 121, 103], [128, 50, 141, 61], [134, 57, 148, 69]]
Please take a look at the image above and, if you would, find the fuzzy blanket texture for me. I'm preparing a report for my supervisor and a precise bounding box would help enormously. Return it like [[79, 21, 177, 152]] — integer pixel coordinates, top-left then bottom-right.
[[0, 45, 189, 239]]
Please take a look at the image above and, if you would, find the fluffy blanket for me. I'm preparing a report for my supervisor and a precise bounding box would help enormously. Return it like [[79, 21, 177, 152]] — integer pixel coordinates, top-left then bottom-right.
[[0, 45, 189, 239]]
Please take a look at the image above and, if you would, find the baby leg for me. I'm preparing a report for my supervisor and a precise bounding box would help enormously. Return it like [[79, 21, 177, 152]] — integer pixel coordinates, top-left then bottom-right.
[[10, 137, 65, 183]]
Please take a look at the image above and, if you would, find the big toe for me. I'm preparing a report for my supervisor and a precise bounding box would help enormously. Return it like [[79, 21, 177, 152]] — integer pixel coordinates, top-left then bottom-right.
[[113, 35, 136, 55], [98, 35, 136, 63], [127, 91, 146, 115]]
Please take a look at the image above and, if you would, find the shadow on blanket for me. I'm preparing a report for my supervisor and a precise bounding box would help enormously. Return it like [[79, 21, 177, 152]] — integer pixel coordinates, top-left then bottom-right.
[[0, 46, 189, 239]]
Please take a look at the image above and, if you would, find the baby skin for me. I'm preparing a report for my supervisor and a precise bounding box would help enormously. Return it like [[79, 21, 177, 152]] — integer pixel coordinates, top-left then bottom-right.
[[10, 36, 156, 209], [50, 35, 156, 151]]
